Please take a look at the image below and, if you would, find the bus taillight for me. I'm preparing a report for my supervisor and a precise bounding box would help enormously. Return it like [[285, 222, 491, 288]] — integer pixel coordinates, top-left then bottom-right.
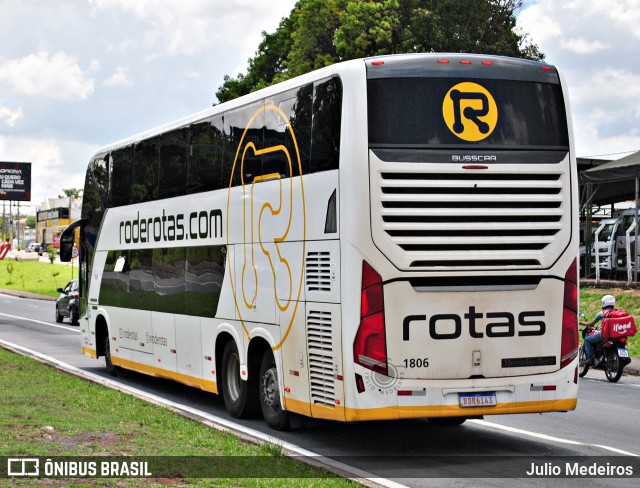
[[354, 261, 388, 375], [560, 259, 579, 369]]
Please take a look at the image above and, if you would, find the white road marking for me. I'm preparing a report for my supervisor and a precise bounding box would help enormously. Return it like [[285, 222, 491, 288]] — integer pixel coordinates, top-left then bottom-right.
[[470, 419, 639, 456], [0, 311, 79, 332]]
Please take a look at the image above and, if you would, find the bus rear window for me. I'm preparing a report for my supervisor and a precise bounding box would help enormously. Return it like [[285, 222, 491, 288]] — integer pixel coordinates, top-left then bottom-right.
[[367, 77, 569, 149]]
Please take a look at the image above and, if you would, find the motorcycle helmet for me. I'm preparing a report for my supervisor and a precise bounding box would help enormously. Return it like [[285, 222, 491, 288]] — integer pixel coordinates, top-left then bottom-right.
[[601, 295, 616, 309]]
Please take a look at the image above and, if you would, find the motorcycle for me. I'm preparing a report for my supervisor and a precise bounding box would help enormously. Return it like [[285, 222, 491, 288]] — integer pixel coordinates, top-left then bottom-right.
[[578, 324, 631, 383]]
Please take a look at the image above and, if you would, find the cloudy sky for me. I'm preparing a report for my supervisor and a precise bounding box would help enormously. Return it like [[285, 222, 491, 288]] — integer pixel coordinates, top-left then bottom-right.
[[1, 0, 639, 211]]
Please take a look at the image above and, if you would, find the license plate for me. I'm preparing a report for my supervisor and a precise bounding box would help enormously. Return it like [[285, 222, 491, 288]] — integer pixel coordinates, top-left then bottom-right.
[[459, 392, 497, 408], [618, 348, 629, 358]]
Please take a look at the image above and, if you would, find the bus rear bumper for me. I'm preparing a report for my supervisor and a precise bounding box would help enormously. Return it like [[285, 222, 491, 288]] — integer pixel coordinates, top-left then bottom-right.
[[344, 360, 578, 422]]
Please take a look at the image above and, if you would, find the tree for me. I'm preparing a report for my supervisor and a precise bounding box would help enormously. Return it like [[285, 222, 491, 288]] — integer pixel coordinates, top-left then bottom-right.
[[216, 14, 296, 103], [215, 0, 542, 103], [334, 0, 401, 59], [396, 0, 543, 59], [62, 188, 82, 198], [285, 0, 343, 78]]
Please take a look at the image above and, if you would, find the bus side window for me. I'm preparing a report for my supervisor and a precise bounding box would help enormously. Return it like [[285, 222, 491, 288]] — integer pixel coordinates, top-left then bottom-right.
[[226, 102, 263, 185], [310, 77, 342, 173], [189, 116, 225, 193], [132, 138, 159, 203], [265, 83, 312, 178], [110, 146, 134, 207], [159, 127, 189, 199]]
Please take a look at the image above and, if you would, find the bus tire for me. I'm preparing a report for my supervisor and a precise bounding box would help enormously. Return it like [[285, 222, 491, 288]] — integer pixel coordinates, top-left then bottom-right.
[[259, 350, 290, 431], [104, 334, 118, 377], [221, 341, 260, 418]]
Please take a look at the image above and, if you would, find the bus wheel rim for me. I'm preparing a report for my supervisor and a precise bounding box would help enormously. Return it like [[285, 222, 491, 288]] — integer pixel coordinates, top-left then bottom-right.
[[262, 368, 279, 412], [226, 353, 241, 401]]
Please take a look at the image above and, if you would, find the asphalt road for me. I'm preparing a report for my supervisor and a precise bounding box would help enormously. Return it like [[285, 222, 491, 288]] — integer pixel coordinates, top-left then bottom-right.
[[1, 292, 639, 487]]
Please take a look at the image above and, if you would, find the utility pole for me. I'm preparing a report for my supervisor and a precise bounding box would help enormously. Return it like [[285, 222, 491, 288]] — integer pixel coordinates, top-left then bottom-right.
[[16, 202, 21, 249], [8, 200, 13, 247]]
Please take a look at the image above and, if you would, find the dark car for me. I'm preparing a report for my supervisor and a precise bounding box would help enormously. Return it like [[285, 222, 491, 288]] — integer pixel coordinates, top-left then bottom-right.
[[56, 279, 79, 325], [28, 242, 45, 254]]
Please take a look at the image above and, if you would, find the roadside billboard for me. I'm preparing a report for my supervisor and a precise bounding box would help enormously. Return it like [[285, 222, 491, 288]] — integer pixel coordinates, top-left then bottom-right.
[[0, 162, 31, 202]]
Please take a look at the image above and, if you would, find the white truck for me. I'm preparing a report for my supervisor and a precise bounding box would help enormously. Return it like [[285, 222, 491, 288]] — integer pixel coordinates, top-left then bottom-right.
[[614, 209, 640, 276], [591, 218, 621, 274]]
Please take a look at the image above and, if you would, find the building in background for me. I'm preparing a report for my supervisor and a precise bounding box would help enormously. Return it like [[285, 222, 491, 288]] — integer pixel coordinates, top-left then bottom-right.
[[36, 195, 82, 248]]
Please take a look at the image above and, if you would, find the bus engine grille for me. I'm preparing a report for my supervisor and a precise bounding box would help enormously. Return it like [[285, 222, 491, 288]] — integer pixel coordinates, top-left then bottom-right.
[[307, 310, 336, 407], [372, 167, 568, 271]]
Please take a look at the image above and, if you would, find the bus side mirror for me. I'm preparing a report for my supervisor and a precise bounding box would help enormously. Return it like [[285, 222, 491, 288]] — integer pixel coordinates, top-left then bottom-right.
[[59, 219, 86, 262], [59, 232, 74, 262]]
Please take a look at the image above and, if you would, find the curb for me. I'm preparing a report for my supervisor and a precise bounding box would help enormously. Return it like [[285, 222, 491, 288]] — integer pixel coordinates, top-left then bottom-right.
[[626, 363, 640, 376], [0, 289, 56, 301]]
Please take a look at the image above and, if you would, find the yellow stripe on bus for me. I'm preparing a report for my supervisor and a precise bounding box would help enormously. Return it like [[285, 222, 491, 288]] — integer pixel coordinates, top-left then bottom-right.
[[82, 347, 97, 359], [110, 356, 218, 394], [285, 397, 576, 422]]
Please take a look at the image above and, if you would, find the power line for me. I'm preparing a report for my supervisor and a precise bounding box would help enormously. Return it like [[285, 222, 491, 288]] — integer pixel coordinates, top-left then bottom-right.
[[580, 149, 640, 159]]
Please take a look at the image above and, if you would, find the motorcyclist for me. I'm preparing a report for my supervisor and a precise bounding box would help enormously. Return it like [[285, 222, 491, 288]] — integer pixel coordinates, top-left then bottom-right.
[[579, 294, 616, 366]]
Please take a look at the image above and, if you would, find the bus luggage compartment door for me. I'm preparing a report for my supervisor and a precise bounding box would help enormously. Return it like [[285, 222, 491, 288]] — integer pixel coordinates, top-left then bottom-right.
[[383, 279, 563, 380]]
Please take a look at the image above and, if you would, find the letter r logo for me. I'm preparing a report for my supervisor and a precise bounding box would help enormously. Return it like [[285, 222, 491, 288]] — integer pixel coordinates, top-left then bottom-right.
[[442, 82, 498, 142]]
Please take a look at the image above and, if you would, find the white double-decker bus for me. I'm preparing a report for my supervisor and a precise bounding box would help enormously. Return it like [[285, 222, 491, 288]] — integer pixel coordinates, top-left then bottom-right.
[[61, 53, 579, 429]]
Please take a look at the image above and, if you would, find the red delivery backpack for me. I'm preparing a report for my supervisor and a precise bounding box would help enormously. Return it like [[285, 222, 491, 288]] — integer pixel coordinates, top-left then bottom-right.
[[601, 309, 637, 340]]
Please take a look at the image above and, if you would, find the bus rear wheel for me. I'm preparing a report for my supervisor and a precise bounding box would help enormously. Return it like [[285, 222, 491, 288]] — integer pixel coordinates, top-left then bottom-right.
[[259, 350, 290, 431], [220, 341, 259, 418], [104, 334, 118, 376]]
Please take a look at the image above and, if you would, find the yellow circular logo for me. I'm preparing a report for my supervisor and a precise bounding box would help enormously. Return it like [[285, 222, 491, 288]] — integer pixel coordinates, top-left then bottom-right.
[[442, 82, 498, 142]]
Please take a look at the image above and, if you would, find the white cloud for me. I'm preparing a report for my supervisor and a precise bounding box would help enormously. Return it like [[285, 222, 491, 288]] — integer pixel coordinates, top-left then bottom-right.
[[517, 4, 562, 45], [519, 0, 640, 157], [574, 117, 640, 159], [0, 51, 98, 100], [569, 69, 640, 106], [0, 0, 299, 210], [569, 69, 640, 156], [0, 135, 95, 207], [560, 37, 607, 54], [89, 0, 293, 56], [103, 67, 132, 87], [0, 103, 23, 126]]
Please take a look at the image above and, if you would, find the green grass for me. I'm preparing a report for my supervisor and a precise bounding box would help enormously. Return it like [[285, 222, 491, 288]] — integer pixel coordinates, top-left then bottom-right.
[[580, 287, 640, 358], [0, 347, 354, 487], [0, 260, 76, 296]]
